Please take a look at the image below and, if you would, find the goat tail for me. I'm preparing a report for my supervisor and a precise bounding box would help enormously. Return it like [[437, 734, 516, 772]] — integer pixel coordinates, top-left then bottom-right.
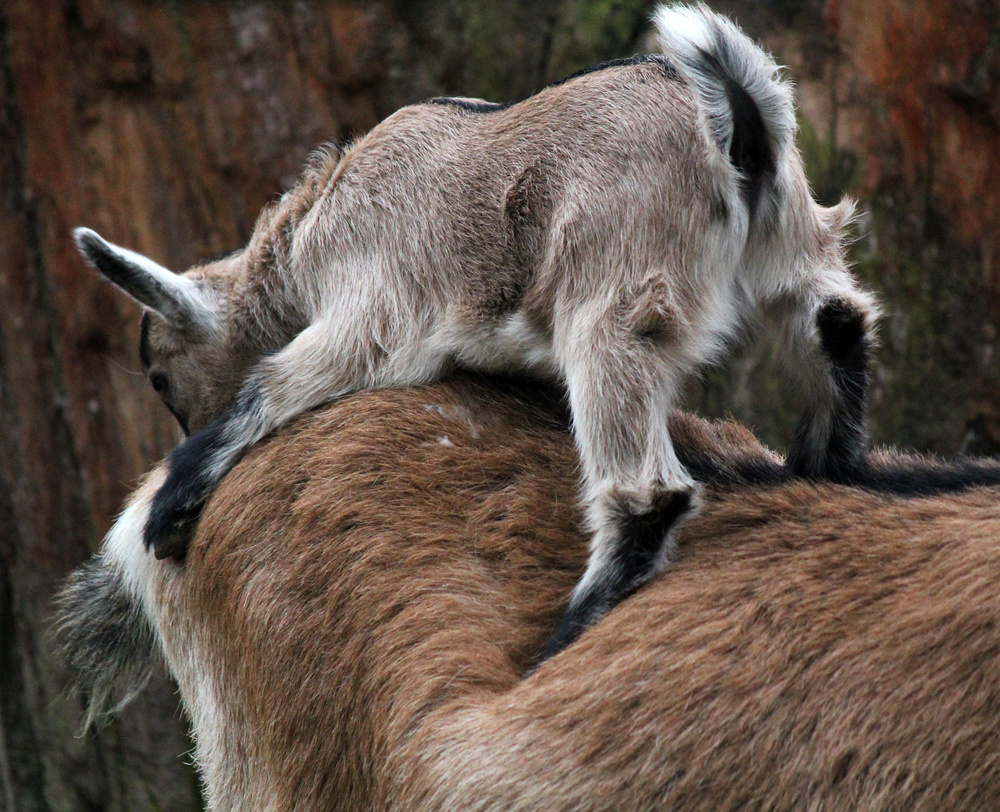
[[653, 3, 795, 222], [54, 554, 158, 730]]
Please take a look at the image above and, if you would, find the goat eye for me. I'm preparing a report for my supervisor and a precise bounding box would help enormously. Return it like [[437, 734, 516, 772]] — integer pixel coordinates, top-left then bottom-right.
[[149, 372, 170, 398]]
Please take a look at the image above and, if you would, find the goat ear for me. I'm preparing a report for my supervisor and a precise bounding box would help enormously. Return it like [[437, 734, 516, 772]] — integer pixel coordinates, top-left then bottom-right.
[[73, 228, 219, 337]]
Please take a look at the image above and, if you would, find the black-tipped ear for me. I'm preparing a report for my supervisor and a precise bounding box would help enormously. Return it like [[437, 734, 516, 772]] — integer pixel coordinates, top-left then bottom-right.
[[73, 228, 218, 336]]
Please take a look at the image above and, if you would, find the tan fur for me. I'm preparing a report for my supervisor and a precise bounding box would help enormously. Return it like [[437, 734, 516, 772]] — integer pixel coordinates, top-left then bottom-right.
[[125, 376, 1000, 810]]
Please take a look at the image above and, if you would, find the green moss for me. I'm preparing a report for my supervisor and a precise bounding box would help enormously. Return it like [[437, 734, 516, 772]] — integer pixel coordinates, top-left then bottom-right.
[[685, 335, 804, 455], [797, 115, 861, 206], [393, 0, 656, 103], [542, 0, 659, 83], [851, 201, 995, 453]]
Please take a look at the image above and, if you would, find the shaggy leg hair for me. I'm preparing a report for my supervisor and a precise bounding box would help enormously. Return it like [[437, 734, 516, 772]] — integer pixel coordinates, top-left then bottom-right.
[[787, 298, 873, 482], [144, 316, 452, 558]]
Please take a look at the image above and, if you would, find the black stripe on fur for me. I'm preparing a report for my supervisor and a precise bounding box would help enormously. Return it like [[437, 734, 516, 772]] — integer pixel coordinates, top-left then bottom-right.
[[549, 53, 678, 88], [427, 54, 679, 115], [139, 310, 152, 371], [680, 442, 1000, 500]]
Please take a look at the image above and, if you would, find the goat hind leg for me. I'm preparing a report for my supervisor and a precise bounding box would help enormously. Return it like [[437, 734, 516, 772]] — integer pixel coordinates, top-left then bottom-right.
[[541, 314, 699, 660], [782, 287, 878, 482]]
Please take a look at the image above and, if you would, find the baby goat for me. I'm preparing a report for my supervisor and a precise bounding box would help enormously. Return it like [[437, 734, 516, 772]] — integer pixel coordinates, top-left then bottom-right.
[[73, 5, 878, 654]]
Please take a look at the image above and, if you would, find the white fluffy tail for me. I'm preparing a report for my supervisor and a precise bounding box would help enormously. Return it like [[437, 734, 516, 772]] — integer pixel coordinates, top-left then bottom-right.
[[654, 3, 795, 221]]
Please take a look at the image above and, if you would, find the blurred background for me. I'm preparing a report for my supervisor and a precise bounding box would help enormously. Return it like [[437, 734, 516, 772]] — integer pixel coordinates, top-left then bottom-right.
[[0, 0, 997, 808]]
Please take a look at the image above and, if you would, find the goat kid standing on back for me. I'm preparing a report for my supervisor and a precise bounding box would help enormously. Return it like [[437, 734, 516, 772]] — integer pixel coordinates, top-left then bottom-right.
[[73, 5, 878, 656]]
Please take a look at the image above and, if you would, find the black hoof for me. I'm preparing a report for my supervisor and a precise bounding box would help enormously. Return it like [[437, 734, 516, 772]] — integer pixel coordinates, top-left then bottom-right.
[[143, 413, 232, 560], [536, 489, 696, 665], [150, 520, 195, 561], [539, 597, 603, 663], [144, 489, 204, 560], [788, 298, 873, 483]]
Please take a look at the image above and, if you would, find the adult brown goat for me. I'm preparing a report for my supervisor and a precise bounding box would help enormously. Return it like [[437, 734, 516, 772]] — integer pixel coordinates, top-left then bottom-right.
[[59, 374, 1000, 811]]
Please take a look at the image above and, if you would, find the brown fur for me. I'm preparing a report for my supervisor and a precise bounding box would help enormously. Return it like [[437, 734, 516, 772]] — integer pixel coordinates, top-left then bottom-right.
[[135, 375, 1000, 810]]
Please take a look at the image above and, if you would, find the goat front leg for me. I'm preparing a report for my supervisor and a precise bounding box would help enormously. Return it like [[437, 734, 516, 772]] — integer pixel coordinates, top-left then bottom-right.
[[144, 315, 445, 559], [779, 286, 879, 482], [541, 306, 700, 660]]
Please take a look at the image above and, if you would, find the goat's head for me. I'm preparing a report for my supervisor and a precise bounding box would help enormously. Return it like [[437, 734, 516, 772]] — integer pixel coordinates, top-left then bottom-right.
[[73, 228, 256, 434]]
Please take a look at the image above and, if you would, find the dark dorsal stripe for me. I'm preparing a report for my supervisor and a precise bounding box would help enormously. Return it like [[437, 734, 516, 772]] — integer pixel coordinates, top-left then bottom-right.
[[548, 53, 678, 89], [679, 444, 1000, 500], [426, 54, 678, 115]]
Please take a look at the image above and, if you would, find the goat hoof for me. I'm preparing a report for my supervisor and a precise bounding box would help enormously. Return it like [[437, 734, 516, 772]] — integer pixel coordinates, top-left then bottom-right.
[[538, 602, 599, 663], [151, 524, 192, 561], [144, 494, 201, 561]]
